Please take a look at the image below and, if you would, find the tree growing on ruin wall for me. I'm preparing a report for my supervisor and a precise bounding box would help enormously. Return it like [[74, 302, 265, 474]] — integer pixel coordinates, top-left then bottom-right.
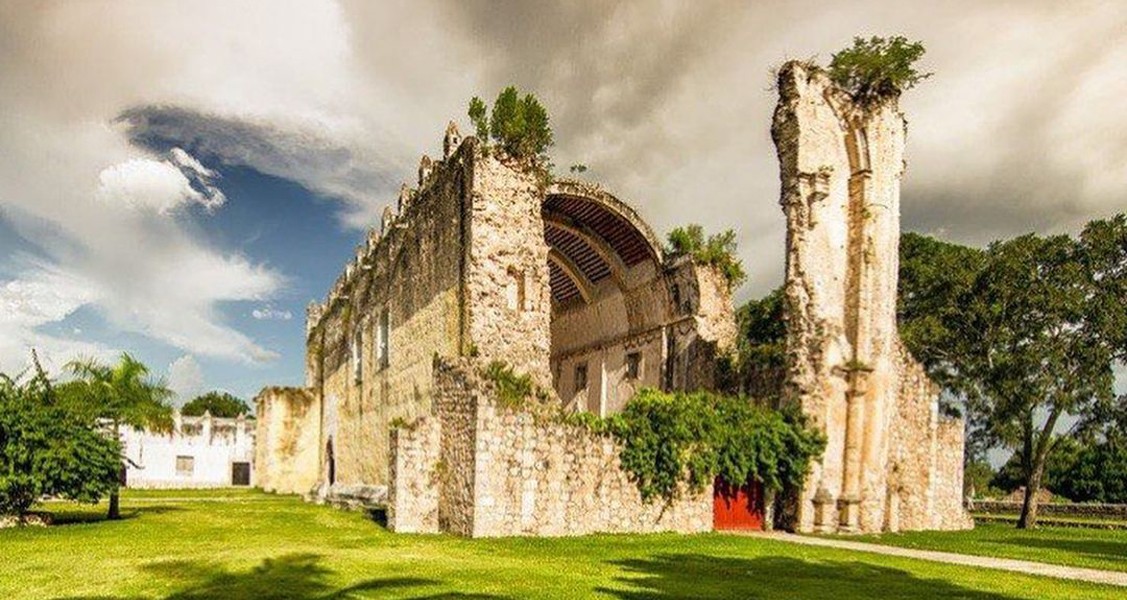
[[665, 224, 747, 290], [468, 86, 554, 165], [829, 35, 932, 102]]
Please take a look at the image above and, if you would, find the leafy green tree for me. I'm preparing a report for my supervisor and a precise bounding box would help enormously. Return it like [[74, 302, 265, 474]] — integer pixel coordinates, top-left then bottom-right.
[[466, 86, 554, 163], [909, 216, 1127, 527], [665, 224, 747, 289], [181, 391, 250, 418], [963, 459, 999, 499], [721, 288, 787, 402], [63, 353, 174, 519], [1057, 437, 1127, 503], [0, 358, 120, 520], [829, 36, 932, 101], [991, 436, 1084, 497]]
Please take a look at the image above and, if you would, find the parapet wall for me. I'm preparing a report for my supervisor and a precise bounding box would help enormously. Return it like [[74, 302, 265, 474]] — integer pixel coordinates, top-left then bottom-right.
[[388, 358, 712, 537], [254, 386, 321, 495]]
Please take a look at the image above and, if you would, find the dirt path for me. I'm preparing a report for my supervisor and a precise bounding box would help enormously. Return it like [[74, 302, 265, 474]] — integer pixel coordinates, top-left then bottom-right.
[[737, 531, 1127, 587]]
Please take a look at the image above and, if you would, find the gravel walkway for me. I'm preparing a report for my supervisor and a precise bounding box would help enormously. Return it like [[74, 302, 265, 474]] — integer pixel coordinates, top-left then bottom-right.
[[737, 531, 1127, 587]]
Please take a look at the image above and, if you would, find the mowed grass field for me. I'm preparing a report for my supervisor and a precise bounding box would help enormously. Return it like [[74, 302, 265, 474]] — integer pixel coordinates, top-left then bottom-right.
[[845, 521, 1127, 574], [2, 489, 1124, 600]]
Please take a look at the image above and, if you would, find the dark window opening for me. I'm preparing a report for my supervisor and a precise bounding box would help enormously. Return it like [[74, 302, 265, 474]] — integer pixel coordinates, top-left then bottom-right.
[[231, 462, 251, 486], [575, 363, 588, 393], [626, 352, 642, 380]]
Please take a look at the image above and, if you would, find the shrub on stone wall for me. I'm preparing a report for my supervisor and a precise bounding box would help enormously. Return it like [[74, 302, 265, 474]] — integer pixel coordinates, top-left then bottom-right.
[[565, 389, 825, 502], [467, 86, 554, 165], [480, 360, 549, 409], [665, 224, 747, 290], [828, 36, 931, 102]]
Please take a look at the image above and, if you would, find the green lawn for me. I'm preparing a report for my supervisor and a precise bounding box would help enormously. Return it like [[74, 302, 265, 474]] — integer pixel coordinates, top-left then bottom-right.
[[845, 521, 1127, 573], [1, 490, 1123, 599]]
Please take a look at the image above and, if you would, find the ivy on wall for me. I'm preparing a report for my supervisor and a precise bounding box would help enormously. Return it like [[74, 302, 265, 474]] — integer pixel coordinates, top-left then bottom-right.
[[563, 389, 825, 502]]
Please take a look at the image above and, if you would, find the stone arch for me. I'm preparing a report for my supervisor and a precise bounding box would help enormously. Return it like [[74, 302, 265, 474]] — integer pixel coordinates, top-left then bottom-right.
[[542, 181, 679, 414], [542, 181, 664, 306]]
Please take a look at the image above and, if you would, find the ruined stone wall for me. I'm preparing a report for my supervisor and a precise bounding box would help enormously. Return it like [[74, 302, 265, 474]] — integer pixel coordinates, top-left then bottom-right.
[[254, 387, 320, 495], [550, 260, 736, 414], [388, 358, 712, 537], [934, 418, 973, 530], [773, 61, 969, 533], [465, 154, 553, 385], [387, 418, 441, 533], [307, 133, 478, 492]]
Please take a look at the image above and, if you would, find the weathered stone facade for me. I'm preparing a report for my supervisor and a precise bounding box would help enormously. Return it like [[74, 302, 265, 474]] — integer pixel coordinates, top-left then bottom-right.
[[387, 358, 712, 537], [255, 124, 735, 512], [257, 69, 971, 535], [254, 387, 320, 495], [772, 62, 972, 533]]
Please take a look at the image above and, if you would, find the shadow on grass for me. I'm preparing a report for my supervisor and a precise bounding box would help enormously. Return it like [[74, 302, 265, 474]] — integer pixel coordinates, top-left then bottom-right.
[[48, 505, 185, 526], [1002, 536, 1127, 566], [56, 553, 506, 600], [598, 554, 1022, 599]]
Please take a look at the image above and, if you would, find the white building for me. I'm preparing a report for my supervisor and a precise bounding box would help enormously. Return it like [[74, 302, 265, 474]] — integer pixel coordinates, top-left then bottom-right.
[[120, 411, 256, 489]]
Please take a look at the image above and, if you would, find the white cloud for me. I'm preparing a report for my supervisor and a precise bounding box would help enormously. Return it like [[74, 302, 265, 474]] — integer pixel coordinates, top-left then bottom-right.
[[252, 306, 293, 321], [0, 263, 114, 374], [95, 151, 225, 214], [168, 354, 205, 403], [0, 0, 1122, 383]]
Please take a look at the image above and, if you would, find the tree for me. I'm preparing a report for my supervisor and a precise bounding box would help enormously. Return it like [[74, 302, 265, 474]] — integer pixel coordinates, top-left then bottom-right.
[[1056, 437, 1127, 503], [721, 288, 787, 402], [63, 353, 174, 520], [665, 224, 747, 289], [0, 357, 120, 520], [467, 86, 554, 164], [991, 436, 1084, 497], [910, 216, 1127, 527], [829, 36, 932, 102], [181, 391, 250, 418]]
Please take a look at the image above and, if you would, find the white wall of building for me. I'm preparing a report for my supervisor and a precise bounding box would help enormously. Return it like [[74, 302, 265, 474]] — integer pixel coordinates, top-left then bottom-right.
[[121, 411, 256, 489]]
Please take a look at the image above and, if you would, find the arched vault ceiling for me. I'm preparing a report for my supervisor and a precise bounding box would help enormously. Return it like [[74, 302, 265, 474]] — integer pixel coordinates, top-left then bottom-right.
[[542, 182, 664, 306]]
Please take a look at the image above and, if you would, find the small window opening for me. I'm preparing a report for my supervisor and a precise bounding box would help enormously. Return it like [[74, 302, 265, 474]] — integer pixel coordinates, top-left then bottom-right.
[[575, 363, 588, 393], [377, 309, 390, 369], [351, 328, 363, 382], [175, 455, 195, 477], [626, 352, 642, 380]]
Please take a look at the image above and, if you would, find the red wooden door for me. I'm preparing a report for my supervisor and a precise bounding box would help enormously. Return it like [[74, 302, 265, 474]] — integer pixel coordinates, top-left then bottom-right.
[[713, 477, 764, 530]]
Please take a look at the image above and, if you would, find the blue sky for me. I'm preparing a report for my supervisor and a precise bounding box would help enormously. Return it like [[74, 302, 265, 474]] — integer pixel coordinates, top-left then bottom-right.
[[0, 1, 1123, 404]]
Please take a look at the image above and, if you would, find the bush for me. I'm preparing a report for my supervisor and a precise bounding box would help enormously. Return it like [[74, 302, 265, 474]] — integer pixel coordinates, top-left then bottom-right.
[[665, 224, 747, 289], [829, 36, 931, 102], [0, 362, 120, 518], [481, 361, 546, 408]]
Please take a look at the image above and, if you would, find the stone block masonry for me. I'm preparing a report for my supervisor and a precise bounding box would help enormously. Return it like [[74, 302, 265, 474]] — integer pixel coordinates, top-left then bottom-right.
[[388, 357, 712, 537], [257, 120, 736, 509], [255, 387, 320, 495]]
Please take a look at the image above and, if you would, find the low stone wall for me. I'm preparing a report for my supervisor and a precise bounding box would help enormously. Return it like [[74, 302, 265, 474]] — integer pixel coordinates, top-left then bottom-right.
[[254, 387, 321, 495], [388, 358, 712, 537], [387, 420, 440, 532], [970, 500, 1127, 520]]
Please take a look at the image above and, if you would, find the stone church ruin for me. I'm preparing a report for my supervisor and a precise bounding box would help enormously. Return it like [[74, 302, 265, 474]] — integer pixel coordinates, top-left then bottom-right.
[[255, 61, 970, 536]]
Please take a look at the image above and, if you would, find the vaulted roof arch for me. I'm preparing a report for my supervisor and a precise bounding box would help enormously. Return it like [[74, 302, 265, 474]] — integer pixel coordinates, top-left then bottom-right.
[[542, 180, 664, 305]]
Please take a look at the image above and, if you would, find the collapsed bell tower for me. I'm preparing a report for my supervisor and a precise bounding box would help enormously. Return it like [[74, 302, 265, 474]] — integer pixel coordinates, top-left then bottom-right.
[[772, 61, 972, 534]]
